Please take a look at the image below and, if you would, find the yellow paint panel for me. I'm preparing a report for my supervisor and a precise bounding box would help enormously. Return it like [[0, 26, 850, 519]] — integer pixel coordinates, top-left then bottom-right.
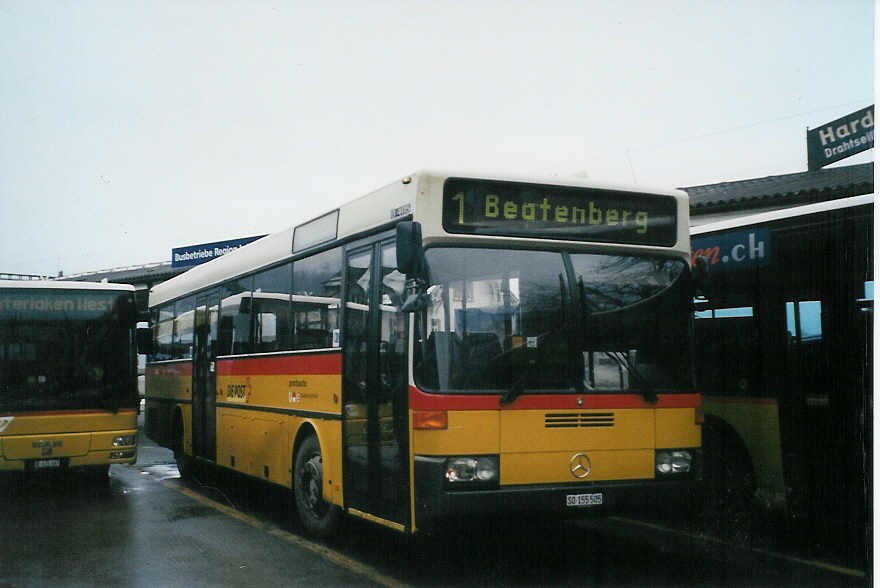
[[3, 433, 91, 459], [0, 412, 138, 470], [175, 403, 193, 456], [313, 422, 343, 506], [705, 397, 784, 495], [655, 408, 701, 448], [502, 449, 654, 485], [218, 408, 289, 485], [412, 410, 499, 455], [217, 374, 341, 413]]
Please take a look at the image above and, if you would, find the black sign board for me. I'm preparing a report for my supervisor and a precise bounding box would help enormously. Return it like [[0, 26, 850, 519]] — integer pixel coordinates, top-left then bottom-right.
[[807, 105, 874, 170], [691, 228, 770, 273], [442, 178, 678, 246]]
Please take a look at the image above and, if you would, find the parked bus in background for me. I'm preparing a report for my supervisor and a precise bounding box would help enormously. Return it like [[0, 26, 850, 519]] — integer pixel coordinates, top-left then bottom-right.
[[143, 170, 701, 536], [690, 194, 872, 559], [0, 281, 141, 480]]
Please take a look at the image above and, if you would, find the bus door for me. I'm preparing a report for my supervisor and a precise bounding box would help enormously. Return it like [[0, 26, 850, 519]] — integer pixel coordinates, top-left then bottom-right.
[[777, 219, 866, 543], [192, 291, 219, 462], [342, 239, 409, 527]]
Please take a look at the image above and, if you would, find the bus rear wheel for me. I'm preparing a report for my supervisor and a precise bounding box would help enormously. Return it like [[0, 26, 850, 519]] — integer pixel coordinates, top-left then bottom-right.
[[293, 435, 340, 538]]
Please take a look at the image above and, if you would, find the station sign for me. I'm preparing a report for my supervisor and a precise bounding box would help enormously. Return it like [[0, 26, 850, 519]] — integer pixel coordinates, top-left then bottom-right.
[[807, 105, 874, 170], [172, 235, 265, 268]]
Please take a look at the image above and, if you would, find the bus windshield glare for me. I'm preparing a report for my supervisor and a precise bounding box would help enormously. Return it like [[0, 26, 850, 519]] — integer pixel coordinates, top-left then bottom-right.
[[0, 290, 136, 412], [413, 248, 692, 395]]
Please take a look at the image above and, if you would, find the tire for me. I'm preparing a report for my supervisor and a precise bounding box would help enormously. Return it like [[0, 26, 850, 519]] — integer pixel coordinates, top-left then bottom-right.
[[701, 425, 755, 544], [173, 413, 193, 481], [293, 435, 341, 538]]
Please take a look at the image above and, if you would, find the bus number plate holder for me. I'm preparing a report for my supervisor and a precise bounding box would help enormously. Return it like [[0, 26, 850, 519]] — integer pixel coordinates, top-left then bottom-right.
[[32, 458, 62, 470], [566, 493, 603, 507]]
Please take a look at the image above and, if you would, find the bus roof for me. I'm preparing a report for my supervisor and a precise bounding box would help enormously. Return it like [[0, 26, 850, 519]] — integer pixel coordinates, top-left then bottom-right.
[[0, 280, 136, 292], [150, 170, 687, 308], [691, 193, 874, 236]]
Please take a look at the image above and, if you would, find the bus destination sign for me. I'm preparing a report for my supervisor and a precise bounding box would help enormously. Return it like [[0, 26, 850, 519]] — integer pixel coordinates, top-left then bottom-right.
[[442, 178, 678, 246], [0, 291, 124, 320]]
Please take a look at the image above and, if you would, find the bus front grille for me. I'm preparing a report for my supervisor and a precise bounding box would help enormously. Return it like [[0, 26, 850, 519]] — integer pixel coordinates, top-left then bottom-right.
[[544, 412, 615, 428]]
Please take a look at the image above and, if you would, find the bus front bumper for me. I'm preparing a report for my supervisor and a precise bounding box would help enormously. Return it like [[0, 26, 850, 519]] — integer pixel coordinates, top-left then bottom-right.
[[0, 430, 138, 472], [414, 455, 698, 528]]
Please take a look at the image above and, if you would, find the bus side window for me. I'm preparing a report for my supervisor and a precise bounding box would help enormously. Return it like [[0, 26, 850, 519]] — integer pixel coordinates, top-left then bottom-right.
[[251, 262, 293, 353], [786, 300, 823, 342], [153, 304, 175, 361], [219, 279, 252, 356], [292, 247, 341, 351], [172, 296, 195, 360], [693, 306, 761, 396]]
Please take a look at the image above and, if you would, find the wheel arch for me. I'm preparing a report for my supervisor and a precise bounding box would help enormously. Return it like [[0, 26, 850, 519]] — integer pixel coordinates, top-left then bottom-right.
[[171, 404, 191, 457], [702, 414, 756, 490]]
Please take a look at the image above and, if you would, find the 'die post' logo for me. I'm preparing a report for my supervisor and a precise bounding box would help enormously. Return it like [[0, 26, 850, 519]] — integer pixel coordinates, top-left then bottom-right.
[[288, 379, 318, 404]]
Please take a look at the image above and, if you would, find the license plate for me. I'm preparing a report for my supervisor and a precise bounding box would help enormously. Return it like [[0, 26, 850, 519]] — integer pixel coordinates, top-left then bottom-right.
[[566, 492, 603, 507], [32, 459, 61, 470]]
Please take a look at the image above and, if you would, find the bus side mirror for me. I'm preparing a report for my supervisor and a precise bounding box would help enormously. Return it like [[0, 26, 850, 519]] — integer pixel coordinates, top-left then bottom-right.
[[397, 221, 431, 313], [396, 221, 425, 277], [136, 327, 153, 355]]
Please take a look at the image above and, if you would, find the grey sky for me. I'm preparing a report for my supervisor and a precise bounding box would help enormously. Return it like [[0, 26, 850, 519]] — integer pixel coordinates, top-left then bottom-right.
[[0, 0, 874, 276]]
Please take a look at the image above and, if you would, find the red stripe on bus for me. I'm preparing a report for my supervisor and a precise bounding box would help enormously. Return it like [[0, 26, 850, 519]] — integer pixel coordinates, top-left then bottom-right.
[[409, 386, 700, 410], [216, 352, 342, 376], [704, 395, 778, 406]]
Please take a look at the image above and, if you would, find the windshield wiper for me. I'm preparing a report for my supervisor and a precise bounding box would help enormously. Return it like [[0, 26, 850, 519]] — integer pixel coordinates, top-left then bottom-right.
[[603, 351, 656, 403]]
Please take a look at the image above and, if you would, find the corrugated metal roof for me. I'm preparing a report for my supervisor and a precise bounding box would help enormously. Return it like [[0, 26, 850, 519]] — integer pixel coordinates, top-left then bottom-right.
[[682, 162, 873, 213]]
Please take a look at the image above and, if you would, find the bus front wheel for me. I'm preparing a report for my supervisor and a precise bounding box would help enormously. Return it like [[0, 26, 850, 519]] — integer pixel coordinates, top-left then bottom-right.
[[701, 424, 755, 542], [293, 435, 340, 538]]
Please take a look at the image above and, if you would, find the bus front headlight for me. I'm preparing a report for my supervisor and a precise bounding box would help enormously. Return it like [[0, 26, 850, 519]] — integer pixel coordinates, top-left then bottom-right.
[[444, 456, 499, 487], [655, 450, 693, 476], [112, 435, 136, 447]]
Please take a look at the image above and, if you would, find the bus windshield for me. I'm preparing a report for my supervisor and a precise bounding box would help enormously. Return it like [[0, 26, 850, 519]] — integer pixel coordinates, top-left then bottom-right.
[[0, 290, 137, 412], [413, 247, 692, 396]]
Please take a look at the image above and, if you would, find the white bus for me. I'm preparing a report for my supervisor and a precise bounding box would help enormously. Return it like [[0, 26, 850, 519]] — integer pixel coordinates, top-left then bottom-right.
[[144, 170, 701, 536]]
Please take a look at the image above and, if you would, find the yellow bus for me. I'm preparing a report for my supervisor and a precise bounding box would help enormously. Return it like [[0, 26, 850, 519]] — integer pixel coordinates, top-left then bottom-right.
[[0, 280, 140, 480], [691, 194, 872, 556], [144, 171, 701, 536]]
